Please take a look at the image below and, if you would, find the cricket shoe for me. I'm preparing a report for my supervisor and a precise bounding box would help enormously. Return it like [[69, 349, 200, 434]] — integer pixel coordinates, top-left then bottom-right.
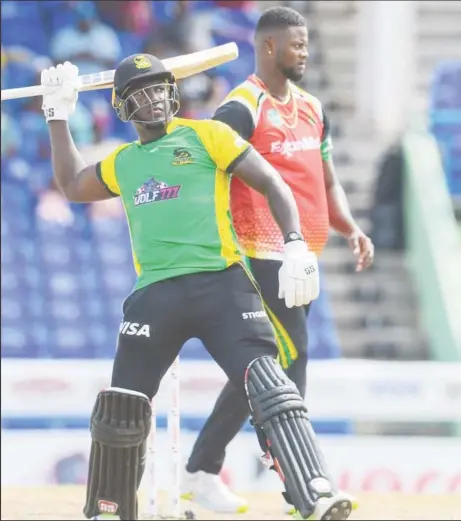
[[181, 469, 248, 513], [285, 492, 358, 515], [293, 493, 353, 520], [91, 515, 120, 520]]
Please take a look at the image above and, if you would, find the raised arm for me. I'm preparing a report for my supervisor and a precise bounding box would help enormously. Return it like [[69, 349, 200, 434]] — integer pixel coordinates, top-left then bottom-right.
[[48, 121, 117, 202], [42, 62, 119, 203]]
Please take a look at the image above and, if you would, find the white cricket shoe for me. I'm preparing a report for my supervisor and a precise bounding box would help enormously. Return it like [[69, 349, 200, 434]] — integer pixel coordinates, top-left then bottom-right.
[[286, 491, 358, 515], [181, 469, 248, 513], [92, 515, 120, 520], [293, 492, 353, 520]]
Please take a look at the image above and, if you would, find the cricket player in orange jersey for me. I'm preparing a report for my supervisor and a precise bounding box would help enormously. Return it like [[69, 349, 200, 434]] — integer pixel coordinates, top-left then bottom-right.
[[183, 6, 373, 517]]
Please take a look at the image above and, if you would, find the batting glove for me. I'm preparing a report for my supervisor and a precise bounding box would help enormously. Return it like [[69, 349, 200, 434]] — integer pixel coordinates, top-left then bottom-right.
[[278, 235, 320, 308], [41, 61, 79, 122]]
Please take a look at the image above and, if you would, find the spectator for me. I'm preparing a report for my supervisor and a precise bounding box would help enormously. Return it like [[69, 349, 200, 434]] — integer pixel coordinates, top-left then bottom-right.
[[49, 1, 121, 75], [178, 73, 229, 119], [96, 0, 152, 56], [96, 0, 152, 36]]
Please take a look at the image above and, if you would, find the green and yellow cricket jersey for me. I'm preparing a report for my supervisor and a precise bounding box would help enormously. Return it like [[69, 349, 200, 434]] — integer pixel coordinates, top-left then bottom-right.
[[96, 117, 252, 291]]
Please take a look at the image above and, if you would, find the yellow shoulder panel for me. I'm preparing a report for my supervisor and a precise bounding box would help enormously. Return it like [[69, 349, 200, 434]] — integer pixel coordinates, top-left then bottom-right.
[[167, 118, 251, 172], [99, 143, 131, 195]]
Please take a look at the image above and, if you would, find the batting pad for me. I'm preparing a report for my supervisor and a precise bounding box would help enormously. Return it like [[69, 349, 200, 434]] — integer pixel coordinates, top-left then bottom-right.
[[245, 357, 332, 519], [83, 387, 152, 520]]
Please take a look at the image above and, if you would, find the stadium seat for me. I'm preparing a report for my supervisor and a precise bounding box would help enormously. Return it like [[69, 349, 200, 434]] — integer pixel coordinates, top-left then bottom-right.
[[50, 326, 94, 359], [1, 325, 39, 358]]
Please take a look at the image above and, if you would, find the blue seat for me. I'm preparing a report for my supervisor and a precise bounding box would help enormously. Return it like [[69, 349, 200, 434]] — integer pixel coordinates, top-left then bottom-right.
[[1, 297, 25, 322], [50, 326, 94, 358], [93, 218, 129, 241], [24, 292, 48, 322], [1, 241, 15, 267], [4, 238, 40, 271], [73, 239, 96, 264], [1, 219, 11, 239], [6, 214, 32, 235], [80, 296, 105, 320], [48, 299, 84, 324], [91, 325, 117, 358], [29, 323, 53, 356], [97, 243, 132, 268], [1, 325, 38, 358], [78, 268, 106, 295], [1, 271, 21, 293], [41, 245, 77, 271], [101, 269, 135, 299], [47, 271, 82, 299], [106, 298, 124, 323], [22, 266, 47, 292]]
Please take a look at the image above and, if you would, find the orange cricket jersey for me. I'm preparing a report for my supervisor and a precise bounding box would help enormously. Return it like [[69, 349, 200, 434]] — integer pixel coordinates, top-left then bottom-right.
[[222, 74, 331, 260]]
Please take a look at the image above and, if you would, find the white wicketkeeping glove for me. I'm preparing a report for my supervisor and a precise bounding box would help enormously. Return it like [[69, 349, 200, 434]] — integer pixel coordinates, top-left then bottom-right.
[[41, 61, 79, 122], [278, 239, 320, 308]]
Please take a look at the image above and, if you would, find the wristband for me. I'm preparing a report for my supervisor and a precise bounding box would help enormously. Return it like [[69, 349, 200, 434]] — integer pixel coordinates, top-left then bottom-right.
[[284, 231, 305, 244]]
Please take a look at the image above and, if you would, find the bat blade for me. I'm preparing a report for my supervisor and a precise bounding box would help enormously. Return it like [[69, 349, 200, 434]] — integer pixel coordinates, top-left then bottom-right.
[[0, 42, 238, 101]]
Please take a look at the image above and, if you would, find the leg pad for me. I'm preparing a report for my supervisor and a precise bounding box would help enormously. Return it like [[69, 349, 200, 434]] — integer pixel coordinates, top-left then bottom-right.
[[245, 357, 333, 519], [83, 388, 152, 520]]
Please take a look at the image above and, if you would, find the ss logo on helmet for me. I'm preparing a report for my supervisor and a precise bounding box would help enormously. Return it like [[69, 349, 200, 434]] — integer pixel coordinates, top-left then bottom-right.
[[133, 55, 151, 70]]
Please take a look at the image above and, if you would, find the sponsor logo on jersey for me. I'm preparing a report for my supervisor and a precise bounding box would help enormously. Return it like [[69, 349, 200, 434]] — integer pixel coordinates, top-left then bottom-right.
[[172, 147, 193, 166], [134, 177, 181, 206], [119, 321, 151, 337], [270, 137, 320, 158]]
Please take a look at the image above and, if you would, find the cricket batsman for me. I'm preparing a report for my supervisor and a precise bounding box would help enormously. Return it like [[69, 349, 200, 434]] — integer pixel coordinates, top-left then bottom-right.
[[40, 50, 352, 520], [184, 6, 374, 515]]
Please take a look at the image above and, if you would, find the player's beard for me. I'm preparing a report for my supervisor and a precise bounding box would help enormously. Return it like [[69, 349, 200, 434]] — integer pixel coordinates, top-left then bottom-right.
[[279, 64, 304, 82], [277, 52, 305, 82]]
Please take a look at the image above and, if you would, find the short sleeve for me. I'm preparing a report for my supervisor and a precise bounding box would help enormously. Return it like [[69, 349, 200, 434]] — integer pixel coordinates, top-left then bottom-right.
[[95, 144, 129, 196], [213, 101, 255, 141], [198, 120, 253, 173]]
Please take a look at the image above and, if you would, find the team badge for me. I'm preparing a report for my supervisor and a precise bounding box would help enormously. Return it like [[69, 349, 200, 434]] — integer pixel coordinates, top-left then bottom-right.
[[172, 148, 193, 166], [133, 55, 151, 70], [267, 108, 284, 127]]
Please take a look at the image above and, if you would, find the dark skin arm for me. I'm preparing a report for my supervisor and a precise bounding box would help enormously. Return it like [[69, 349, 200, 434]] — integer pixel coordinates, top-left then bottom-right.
[[323, 157, 374, 271], [48, 120, 116, 202], [231, 148, 302, 238]]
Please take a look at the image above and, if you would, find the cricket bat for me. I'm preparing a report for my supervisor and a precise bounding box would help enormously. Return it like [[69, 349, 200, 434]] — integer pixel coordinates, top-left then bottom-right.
[[0, 42, 238, 101]]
